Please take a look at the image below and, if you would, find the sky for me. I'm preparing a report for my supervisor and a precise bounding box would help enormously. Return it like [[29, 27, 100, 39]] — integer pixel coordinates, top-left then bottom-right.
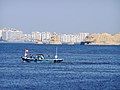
[[0, 0, 120, 34]]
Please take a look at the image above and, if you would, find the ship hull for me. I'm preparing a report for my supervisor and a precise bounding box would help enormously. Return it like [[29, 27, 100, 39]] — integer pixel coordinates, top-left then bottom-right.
[[21, 57, 63, 63]]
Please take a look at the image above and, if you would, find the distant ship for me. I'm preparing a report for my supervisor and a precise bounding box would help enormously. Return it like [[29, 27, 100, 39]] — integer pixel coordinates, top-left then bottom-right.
[[21, 48, 63, 63]]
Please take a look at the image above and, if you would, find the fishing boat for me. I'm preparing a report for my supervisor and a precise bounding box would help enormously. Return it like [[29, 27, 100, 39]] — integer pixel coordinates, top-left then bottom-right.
[[21, 48, 63, 63]]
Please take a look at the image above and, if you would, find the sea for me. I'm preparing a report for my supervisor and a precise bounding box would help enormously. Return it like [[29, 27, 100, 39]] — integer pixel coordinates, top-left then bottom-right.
[[0, 43, 120, 90]]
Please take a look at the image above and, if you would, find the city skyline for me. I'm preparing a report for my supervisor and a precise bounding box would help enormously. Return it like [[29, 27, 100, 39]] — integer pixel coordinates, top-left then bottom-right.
[[0, 0, 120, 34], [0, 27, 120, 45], [0, 27, 89, 44]]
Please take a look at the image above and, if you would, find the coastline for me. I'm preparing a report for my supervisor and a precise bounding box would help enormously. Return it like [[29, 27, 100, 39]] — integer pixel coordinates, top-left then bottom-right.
[[0, 42, 120, 46]]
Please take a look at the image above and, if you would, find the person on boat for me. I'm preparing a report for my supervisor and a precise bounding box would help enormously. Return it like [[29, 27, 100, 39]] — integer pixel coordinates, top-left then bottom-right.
[[24, 49, 29, 58]]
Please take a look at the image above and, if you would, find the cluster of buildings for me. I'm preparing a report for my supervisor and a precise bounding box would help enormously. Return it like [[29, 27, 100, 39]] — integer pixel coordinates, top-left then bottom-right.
[[1, 28, 119, 45], [0, 28, 89, 44]]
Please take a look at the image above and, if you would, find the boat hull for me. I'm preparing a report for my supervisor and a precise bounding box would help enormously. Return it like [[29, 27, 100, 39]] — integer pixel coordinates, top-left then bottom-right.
[[21, 57, 63, 63]]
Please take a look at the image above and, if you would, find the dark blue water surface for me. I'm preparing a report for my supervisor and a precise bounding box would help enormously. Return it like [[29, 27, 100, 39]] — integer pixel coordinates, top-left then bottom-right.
[[0, 43, 120, 90]]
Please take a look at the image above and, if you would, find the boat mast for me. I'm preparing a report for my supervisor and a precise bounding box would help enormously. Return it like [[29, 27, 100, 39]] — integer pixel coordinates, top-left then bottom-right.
[[55, 47, 58, 59]]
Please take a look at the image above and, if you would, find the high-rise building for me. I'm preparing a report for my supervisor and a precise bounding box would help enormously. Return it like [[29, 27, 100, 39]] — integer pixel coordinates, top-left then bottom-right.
[[60, 33, 89, 44], [23, 34, 32, 42], [41, 32, 52, 44], [60, 34, 70, 44], [2, 28, 23, 42], [32, 31, 42, 43], [0, 30, 2, 39]]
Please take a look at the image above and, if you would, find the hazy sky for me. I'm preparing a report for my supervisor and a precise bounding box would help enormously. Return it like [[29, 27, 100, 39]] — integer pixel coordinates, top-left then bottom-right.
[[0, 0, 120, 34]]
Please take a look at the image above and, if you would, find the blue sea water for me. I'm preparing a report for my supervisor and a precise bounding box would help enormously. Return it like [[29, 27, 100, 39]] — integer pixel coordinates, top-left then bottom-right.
[[0, 43, 120, 90]]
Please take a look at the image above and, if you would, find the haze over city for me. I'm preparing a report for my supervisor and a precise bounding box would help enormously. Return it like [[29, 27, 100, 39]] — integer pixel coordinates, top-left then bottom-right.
[[0, 0, 120, 34]]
